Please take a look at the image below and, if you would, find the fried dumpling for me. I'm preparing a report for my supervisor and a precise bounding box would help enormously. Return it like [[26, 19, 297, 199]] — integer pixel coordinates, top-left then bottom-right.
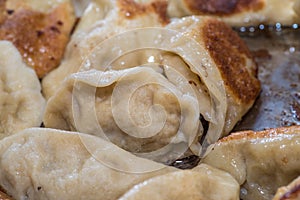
[[0, 0, 76, 78], [43, 15, 260, 160], [167, 0, 300, 26], [273, 176, 300, 200], [44, 67, 201, 162], [119, 164, 240, 200], [0, 128, 176, 200], [202, 126, 300, 200], [42, 0, 169, 99], [0, 41, 45, 139]]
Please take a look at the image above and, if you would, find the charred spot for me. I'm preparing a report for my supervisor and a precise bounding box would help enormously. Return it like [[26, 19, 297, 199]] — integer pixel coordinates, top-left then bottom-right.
[[57, 20, 63, 26], [36, 30, 44, 37], [37, 186, 42, 191], [50, 26, 61, 34], [188, 80, 197, 86], [6, 9, 14, 15]]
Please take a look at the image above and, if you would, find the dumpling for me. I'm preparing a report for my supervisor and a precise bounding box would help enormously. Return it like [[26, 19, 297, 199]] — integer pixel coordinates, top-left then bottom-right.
[[0, 128, 176, 200], [273, 176, 300, 200], [119, 164, 240, 200], [43, 15, 260, 160], [202, 126, 300, 200], [167, 0, 300, 26], [44, 67, 201, 162], [0, 0, 76, 78], [42, 0, 169, 99], [0, 41, 45, 139]]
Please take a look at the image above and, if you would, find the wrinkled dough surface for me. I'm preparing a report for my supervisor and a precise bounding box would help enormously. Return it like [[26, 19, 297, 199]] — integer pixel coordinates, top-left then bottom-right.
[[44, 67, 200, 162], [203, 126, 300, 200], [120, 163, 240, 200], [42, 0, 167, 99], [0, 41, 45, 139], [0, 128, 175, 200]]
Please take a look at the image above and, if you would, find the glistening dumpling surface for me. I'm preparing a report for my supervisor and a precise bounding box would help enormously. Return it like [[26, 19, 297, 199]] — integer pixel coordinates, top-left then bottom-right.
[[167, 0, 300, 26], [0, 0, 76, 78], [203, 126, 300, 200], [0, 128, 175, 200], [44, 15, 260, 158], [42, 0, 168, 99], [0, 41, 45, 139], [44, 67, 200, 162], [119, 164, 240, 200]]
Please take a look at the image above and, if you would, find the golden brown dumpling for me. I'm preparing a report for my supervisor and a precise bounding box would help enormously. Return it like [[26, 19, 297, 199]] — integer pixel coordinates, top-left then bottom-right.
[[167, 0, 300, 26], [203, 126, 300, 200], [0, 0, 76, 78]]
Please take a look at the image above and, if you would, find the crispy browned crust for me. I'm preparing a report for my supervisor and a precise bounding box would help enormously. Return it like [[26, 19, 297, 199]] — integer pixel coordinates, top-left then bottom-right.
[[0, 190, 13, 200], [183, 0, 265, 16], [0, 0, 5, 24], [273, 177, 300, 200], [219, 126, 300, 143], [280, 185, 300, 200], [201, 18, 260, 104], [117, 0, 169, 25], [0, 2, 75, 78]]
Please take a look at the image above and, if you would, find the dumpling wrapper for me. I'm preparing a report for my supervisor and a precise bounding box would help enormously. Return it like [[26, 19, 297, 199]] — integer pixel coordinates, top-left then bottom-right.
[[44, 67, 201, 162], [202, 126, 300, 200], [119, 163, 240, 200], [42, 0, 169, 99], [167, 0, 300, 26], [0, 128, 176, 200], [273, 176, 300, 200], [0, 41, 45, 139], [0, 0, 76, 78], [43, 13, 260, 158]]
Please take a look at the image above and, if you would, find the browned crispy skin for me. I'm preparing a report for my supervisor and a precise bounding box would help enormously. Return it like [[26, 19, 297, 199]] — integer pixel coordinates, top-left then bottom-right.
[[279, 184, 300, 200], [0, 0, 5, 24], [184, 0, 265, 16], [201, 18, 260, 104], [117, 0, 169, 24], [0, 2, 75, 78], [0, 190, 13, 200], [219, 126, 300, 143]]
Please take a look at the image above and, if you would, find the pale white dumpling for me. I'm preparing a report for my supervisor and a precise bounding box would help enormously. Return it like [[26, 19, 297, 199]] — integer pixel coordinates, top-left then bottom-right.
[[119, 164, 240, 200], [0, 128, 175, 200], [0, 41, 45, 139]]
